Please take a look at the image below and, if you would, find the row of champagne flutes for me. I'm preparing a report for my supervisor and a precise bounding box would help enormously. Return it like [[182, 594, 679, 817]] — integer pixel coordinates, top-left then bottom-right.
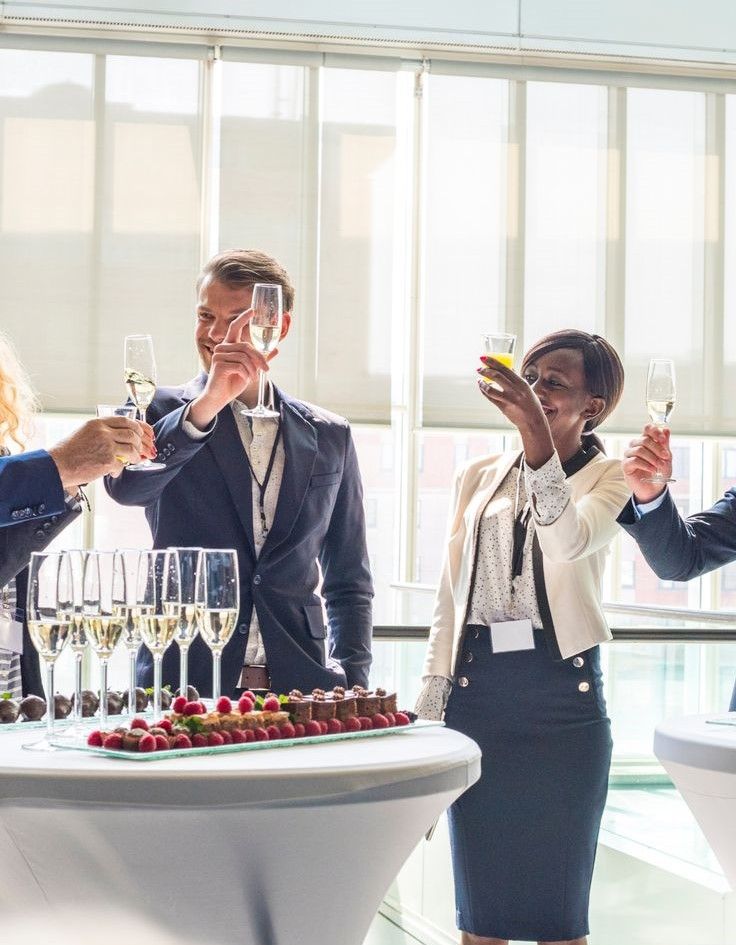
[[25, 547, 240, 751]]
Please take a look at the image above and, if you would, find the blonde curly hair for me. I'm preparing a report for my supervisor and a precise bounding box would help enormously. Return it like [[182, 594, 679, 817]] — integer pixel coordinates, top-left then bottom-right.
[[0, 332, 37, 451]]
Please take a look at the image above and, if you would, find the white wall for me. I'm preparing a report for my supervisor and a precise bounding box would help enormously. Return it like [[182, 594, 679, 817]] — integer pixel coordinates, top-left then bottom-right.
[[4, 1, 736, 65]]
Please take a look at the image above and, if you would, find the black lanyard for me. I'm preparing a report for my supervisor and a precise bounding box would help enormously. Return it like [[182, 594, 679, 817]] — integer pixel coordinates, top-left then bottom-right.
[[243, 422, 283, 540]]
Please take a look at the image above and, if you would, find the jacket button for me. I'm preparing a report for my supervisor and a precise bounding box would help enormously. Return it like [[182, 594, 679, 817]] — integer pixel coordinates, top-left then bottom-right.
[[38, 503, 46, 513], [573, 656, 584, 668], [238, 625, 248, 635], [578, 681, 590, 693], [457, 676, 469, 688], [34, 528, 45, 538], [464, 652, 473, 663], [253, 575, 262, 585]]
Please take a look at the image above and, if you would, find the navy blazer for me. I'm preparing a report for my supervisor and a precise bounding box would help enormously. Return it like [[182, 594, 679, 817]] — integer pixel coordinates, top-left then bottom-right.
[[618, 488, 736, 707], [105, 376, 374, 697], [0, 451, 80, 696]]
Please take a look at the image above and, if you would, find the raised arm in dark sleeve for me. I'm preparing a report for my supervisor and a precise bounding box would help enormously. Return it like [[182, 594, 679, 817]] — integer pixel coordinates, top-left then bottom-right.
[[618, 488, 736, 581], [319, 425, 374, 689]]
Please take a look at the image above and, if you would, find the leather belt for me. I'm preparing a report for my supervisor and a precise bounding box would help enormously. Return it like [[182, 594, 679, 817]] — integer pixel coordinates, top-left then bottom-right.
[[238, 664, 271, 691]]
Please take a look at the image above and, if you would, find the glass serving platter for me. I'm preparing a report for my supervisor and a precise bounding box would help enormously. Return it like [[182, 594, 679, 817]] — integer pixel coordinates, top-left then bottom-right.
[[705, 715, 736, 727], [48, 719, 444, 761]]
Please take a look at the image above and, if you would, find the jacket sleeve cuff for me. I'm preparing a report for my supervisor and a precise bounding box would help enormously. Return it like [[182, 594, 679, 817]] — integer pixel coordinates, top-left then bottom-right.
[[414, 675, 452, 720]]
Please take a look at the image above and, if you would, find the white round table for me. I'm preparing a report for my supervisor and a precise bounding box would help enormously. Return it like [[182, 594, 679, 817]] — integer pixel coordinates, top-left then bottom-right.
[[0, 725, 480, 945], [654, 712, 736, 887]]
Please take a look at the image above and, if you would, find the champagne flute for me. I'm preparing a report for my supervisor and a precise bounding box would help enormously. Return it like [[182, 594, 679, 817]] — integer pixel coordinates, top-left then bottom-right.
[[63, 549, 88, 736], [240, 284, 282, 420], [196, 549, 240, 703], [118, 548, 143, 715], [123, 334, 165, 470], [24, 552, 72, 751], [137, 550, 180, 718], [83, 551, 126, 731], [644, 359, 677, 484], [169, 546, 202, 699]]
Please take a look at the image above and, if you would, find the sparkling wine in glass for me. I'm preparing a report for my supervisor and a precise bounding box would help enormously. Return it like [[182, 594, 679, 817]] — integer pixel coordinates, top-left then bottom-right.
[[83, 551, 126, 731], [137, 550, 180, 718], [124, 334, 165, 470], [196, 549, 239, 702], [644, 358, 677, 485], [24, 552, 72, 751], [240, 284, 282, 420], [62, 549, 88, 736], [118, 549, 143, 715], [169, 547, 202, 699]]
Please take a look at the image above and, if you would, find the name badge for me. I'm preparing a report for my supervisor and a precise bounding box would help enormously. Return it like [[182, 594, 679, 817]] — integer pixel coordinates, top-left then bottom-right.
[[490, 618, 535, 654], [0, 614, 23, 654]]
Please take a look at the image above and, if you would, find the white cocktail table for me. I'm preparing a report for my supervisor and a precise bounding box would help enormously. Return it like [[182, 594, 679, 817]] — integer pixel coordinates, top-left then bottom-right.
[[0, 725, 480, 945]]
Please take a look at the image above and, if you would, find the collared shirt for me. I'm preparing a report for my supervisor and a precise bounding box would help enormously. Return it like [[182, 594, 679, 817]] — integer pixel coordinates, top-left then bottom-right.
[[182, 384, 285, 666]]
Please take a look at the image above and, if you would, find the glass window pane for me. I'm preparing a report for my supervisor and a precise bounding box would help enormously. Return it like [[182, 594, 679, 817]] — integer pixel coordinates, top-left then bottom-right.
[[723, 95, 736, 426], [524, 82, 607, 344], [422, 75, 508, 427]]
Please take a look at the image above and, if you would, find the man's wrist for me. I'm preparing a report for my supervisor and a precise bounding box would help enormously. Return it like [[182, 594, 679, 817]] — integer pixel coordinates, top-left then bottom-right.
[[188, 392, 223, 431]]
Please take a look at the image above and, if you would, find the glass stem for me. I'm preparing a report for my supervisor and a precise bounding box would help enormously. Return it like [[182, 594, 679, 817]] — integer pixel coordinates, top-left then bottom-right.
[[179, 644, 189, 698], [213, 651, 222, 704], [99, 658, 108, 730], [153, 654, 162, 719], [256, 369, 266, 409], [74, 652, 83, 724], [45, 660, 54, 740], [129, 649, 137, 715]]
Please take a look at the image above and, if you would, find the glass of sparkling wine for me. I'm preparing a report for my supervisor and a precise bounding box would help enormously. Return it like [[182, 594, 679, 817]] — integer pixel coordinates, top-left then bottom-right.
[[24, 552, 72, 751], [137, 550, 181, 718], [123, 334, 165, 470], [196, 549, 240, 703], [83, 551, 126, 731], [644, 358, 677, 484], [240, 284, 282, 420], [63, 549, 88, 736], [118, 548, 143, 715], [169, 547, 202, 699]]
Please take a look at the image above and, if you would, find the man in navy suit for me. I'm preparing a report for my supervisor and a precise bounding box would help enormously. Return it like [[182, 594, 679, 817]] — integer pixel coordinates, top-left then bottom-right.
[[617, 422, 736, 707], [106, 249, 373, 697]]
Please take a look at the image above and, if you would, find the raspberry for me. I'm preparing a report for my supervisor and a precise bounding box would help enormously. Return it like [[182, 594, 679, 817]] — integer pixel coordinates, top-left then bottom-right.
[[183, 701, 203, 716], [173, 733, 192, 749], [130, 717, 149, 731], [266, 725, 281, 740], [242, 690, 256, 702], [230, 729, 247, 744], [102, 733, 123, 750], [385, 712, 396, 727], [394, 712, 410, 726], [262, 696, 280, 712], [372, 713, 389, 729], [359, 716, 373, 731], [253, 727, 268, 742], [294, 723, 306, 738], [172, 696, 187, 714], [155, 718, 173, 733], [138, 733, 156, 752], [344, 716, 361, 733], [216, 696, 232, 714], [87, 730, 104, 747], [243, 729, 255, 743], [205, 732, 223, 747], [237, 696, 255, 714], [220, 730, 233, 744], [326, 718, 344, 734], [319, 721, 328, 735], [279, 722, 296, 739], [154, 734, 170, 751], [304, 720, 322, 737], [192, 733, 207, 747]]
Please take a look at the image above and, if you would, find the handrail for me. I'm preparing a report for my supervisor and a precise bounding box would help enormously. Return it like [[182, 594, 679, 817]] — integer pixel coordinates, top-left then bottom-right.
[[373, 625, 736, 641]]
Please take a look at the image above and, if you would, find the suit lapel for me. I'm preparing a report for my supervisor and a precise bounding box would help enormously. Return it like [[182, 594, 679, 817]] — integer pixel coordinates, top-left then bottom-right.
[[207, 404, 256, 560], [260, 392, 318, 558]]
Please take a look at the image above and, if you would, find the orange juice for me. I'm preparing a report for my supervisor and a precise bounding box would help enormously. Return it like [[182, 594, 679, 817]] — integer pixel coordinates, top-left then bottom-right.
[[488, 352, 514, 370]]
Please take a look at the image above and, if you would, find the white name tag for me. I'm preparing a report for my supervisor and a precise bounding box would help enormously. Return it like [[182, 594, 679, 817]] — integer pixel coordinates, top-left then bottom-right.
[[0, 614, 23, 654], [490, 618, 535, 654]]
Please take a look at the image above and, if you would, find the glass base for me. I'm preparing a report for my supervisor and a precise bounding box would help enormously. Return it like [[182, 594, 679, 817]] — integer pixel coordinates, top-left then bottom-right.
[[127, 458, 166, 471], [642, 476, 676, 484], [22, 736, 61, 752], [240, 405, 279, 419]]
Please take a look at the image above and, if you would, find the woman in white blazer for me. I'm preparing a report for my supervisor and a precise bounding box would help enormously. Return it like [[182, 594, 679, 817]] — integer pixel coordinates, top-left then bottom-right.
[[417, 330, 628, 945]]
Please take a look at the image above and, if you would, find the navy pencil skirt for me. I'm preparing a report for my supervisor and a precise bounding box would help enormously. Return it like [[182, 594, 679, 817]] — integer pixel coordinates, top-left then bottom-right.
[[443, 626, 612, 942]]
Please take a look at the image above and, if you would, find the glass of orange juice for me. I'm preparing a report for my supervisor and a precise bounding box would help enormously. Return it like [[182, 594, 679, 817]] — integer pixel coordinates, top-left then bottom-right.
[[481, 332, 516, 369]]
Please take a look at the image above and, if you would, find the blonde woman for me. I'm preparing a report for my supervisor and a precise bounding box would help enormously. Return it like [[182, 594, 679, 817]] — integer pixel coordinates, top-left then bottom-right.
[[0, 331, 154, 696]]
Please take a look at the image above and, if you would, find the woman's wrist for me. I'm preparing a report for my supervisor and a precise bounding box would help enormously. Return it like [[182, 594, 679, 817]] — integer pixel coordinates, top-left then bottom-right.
[[519, 418, 554, 470]]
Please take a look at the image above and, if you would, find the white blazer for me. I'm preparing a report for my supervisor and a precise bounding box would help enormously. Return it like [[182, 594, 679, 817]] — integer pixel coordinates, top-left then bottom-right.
[[422, 449, 629, 678]]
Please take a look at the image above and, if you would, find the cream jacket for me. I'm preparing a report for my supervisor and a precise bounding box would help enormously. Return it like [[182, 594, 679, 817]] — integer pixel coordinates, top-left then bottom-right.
[[422, 449, 629, 678]]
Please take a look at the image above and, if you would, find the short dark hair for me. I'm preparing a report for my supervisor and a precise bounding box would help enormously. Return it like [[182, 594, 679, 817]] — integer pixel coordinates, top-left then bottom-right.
[[521, 329, 624, 433], [197, 249, 295, 312]]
